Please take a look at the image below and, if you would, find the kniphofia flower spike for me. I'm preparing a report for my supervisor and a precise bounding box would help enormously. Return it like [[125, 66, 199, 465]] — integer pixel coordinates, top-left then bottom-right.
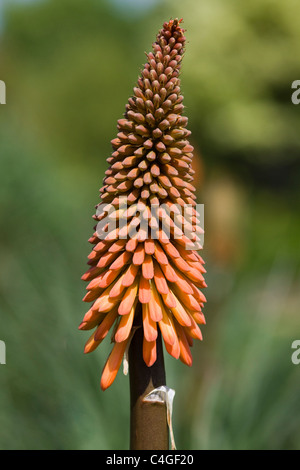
[[79, 19, 207, 391]]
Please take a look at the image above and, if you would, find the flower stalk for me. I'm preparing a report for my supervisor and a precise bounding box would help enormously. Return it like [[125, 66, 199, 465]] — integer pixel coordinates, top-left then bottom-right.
[[129, 307, 168, 450]]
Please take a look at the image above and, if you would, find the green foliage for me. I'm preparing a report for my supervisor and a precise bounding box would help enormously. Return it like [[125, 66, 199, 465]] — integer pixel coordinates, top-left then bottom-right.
[[164, 0, 300, 164]]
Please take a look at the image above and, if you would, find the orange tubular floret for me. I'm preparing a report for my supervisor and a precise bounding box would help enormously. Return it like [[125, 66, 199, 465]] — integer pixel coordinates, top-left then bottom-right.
[[100, 339, 130, 391], [143, 338, 157, 367]]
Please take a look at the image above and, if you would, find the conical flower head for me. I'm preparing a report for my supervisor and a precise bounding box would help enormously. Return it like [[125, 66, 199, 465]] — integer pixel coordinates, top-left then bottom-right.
[[80, 19, 207, 391]]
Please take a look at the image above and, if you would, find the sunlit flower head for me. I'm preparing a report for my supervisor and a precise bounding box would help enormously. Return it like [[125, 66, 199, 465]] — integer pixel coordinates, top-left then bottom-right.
[[79, 18, 207, 391]]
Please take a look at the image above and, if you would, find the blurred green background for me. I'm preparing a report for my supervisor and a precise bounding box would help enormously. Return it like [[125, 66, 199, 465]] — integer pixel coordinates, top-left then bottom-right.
[[0, 0, 300, 450]]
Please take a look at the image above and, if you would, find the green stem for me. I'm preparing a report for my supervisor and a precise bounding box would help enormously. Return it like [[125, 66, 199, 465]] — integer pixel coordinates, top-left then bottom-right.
[[128, 309, 169, 450]]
